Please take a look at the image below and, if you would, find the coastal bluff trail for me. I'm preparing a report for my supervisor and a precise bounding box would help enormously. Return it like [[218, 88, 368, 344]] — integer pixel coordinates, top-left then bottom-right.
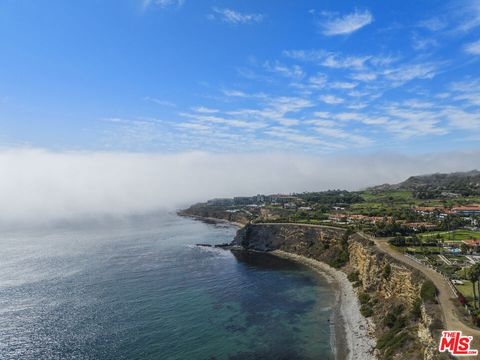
[[360, 232, 480, 354]]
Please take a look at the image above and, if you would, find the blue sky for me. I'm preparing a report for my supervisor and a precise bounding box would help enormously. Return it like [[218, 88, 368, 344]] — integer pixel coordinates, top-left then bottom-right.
[[1, 0, 480, 154]]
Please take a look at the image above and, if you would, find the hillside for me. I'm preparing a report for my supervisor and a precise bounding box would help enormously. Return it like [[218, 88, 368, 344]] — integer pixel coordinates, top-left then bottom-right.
[[370, 170, 480, 197]]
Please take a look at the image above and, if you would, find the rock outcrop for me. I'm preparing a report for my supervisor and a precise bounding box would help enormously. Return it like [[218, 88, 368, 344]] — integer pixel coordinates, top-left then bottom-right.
[[179, 205, 255, 225]]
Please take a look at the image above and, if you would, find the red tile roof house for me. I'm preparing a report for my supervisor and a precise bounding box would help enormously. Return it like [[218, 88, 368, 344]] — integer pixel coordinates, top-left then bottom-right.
[[403, 222, 436, 230], [414, 206, 452, 217], [462, 239, 480, 247], [328, 214, 348, 222]]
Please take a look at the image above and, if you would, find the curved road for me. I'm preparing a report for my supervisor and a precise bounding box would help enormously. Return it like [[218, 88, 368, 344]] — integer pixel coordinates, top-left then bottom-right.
[[360, 234, 480, 335]]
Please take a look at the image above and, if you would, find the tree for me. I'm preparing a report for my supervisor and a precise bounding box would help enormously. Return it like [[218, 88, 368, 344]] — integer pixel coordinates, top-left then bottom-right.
[[474, 263, 480, 310], [467, 267, 479, 309]]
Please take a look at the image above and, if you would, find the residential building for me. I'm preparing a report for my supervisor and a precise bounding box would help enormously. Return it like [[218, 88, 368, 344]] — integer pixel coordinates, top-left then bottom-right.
[[207, 198, 234, 206]]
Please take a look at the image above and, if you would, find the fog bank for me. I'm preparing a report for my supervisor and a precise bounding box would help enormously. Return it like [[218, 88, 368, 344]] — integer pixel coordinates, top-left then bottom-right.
[[1, 148, 479, 227]]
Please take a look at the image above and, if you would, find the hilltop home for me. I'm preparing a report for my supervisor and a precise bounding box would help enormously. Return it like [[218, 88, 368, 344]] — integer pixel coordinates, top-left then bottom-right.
[[207, 198, 234, 206]]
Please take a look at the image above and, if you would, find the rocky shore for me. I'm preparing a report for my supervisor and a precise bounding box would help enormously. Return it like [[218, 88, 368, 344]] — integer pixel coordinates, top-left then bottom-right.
[[181, 212, 441, 359], [273, 250, 376, 360]]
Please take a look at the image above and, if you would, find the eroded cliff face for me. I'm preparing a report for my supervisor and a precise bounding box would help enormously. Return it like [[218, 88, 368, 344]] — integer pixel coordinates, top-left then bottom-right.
[[347, 240, 443, 359], [234, 223, 345, 256], [234, 223, 444, 360], [349, 241, 420, 309]]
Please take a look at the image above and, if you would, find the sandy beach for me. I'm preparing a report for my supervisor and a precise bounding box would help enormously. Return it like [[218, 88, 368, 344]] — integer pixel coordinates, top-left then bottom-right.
[[272, 250, 376, 360]]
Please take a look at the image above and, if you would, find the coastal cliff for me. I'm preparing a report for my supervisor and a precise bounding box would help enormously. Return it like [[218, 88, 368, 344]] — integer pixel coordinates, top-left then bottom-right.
[[233, 223, 445, 360], [179, 204, 254, 225]]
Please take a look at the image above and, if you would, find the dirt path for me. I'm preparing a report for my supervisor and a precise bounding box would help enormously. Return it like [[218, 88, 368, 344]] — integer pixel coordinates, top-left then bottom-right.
[[359, 232, 480, 356]]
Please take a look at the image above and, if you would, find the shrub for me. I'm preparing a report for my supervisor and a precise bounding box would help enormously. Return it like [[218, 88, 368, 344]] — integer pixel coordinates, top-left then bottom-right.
[[384, 312, 397, 328], [360, 304, 373, 317], [382, 263, 392, 280], [377, 330, 412, 351], [377, 331, 395, 350], [420, 280, 437, 303], [391, 316, 407, 332], [458, 293, 466, 306], [382, 331, 413, 359], [392, 304, 405, 315], [347, 271, 360, 282], [331, 249, 349, 268], [358, 292, 371, 305], [410, 299, 422, 320]]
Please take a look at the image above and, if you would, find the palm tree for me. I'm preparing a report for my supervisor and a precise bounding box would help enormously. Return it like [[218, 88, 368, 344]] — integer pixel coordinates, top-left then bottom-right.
[[474, 263, 480, 310], [467, 267, 478, 309]]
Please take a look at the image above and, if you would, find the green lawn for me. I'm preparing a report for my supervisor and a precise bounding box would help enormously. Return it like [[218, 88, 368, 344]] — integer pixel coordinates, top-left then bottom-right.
[[418, 229, 480, 242], [456, 283, 478, 308], [404, 246, 444, 253], [359, 190, 414, 202]]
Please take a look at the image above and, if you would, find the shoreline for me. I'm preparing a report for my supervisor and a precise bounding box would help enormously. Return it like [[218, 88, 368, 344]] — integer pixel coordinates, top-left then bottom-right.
[[272, 250, 376, 360], [177, 212, 245, 228], [180, 213, 377, 359]]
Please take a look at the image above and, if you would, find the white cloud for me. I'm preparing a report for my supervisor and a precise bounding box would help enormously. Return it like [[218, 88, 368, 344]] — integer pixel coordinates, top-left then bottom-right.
[[143, 97, 176, 107], [219, 95, 312, 128], [351, 72, 377, 81], [179, 112, 267, 130], [455, 0, 480, 32], [308, 73, 328, 88], [143, 0, 184, 9], [347, 90, 371, 97], [263, 61, 304, 79], [411, 34, 438, 51], [319, 95, 344, 105], [178, 123, 211, 131], [382, 105, 447, 137], [283, 50, 371, 69], [329, 81, 358, 89], [383, 63, 437, 84], [320, 9, 373, 36], [223, 89, 249, 97], [193, 106, 219, 113], [450, 79, 480, 106], [306, 119, 336, 127], [417, 17, 447, 31], [209, 7, 263, 24], [2, 148, 480, 227], [347, 103, 368, 110], [265, 128, 341, 148], [465, 39, 480, 54], [443, 107, 480, 130], [321, 53, 370, 69], [314, 127, 372, 145]]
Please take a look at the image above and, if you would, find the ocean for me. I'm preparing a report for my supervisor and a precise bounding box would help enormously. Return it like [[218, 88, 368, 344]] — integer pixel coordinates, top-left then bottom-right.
[[0, 212, 335, 360]]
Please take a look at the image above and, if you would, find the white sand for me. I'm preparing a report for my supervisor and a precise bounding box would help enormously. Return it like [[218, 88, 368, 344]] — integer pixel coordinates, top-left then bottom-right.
[[272, 250, 376, 360]]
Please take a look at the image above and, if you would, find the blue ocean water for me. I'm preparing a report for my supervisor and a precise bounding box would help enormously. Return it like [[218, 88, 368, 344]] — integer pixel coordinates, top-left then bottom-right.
[[0, 213, 335, 360]]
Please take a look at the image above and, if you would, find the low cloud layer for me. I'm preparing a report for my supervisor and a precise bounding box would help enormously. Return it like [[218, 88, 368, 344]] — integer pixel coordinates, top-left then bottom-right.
[[0, 148, 479, 227]]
